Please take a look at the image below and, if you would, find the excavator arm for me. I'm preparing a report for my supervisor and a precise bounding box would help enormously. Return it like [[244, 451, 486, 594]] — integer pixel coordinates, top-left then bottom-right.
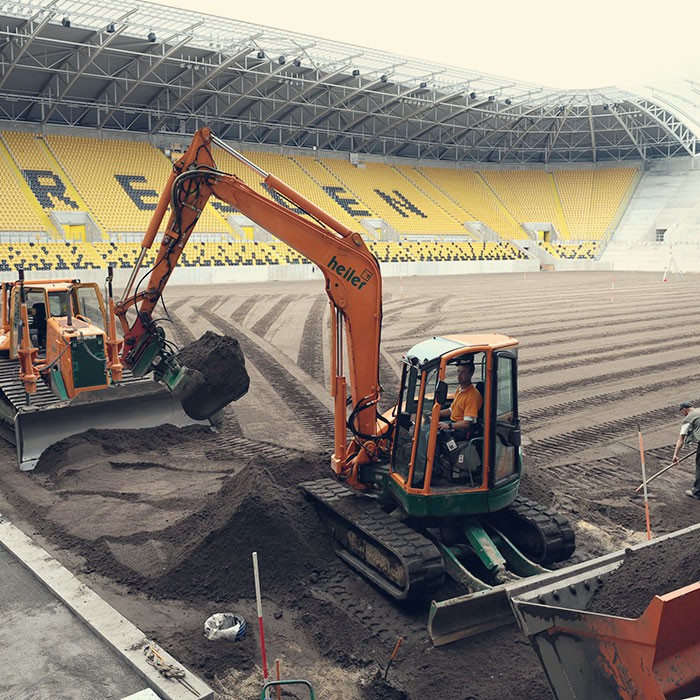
[[115, 127, 385, 487]]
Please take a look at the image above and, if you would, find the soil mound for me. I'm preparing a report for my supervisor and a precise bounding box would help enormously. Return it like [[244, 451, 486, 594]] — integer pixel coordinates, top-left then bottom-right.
[[150, 460, 337, 602], [587, 528, 700, 618]]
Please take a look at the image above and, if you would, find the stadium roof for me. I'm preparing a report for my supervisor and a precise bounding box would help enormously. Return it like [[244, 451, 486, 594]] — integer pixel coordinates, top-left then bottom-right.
[[0, 0, 698, 164]]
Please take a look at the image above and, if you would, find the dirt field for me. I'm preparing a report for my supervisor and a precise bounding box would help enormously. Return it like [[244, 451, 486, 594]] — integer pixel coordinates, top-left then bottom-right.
[[1, 270, 699, 700]]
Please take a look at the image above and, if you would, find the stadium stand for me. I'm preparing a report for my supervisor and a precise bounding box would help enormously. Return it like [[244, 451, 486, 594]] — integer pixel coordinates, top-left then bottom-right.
[[45, 134, 233, 237], [480, 170, 568, 236], [0, 131, 641, 275], [416, 167, 528, 240], [3, 132, 84, 218], [319, 159, 465, 236], [0, 136, 51, 237], [553, 168, 637, 240], [0, 242, 103, 271], [539, 241, 599, 259]]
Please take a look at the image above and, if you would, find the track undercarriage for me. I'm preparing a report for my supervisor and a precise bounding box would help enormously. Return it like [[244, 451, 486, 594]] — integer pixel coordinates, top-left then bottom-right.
[[301, 478, 576, 643]]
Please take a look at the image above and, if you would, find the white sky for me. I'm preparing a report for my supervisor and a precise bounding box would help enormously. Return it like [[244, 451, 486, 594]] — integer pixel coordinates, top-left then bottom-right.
[[152, 0, 700, 90]]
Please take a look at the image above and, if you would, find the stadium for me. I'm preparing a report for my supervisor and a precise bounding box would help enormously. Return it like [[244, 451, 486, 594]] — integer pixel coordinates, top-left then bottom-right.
[[1, 1, 700, 700], [0, 0, 699, 280]]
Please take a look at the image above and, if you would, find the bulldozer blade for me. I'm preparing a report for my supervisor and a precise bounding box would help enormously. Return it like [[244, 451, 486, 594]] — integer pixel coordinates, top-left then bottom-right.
[[11, 381, 210, 471], [427, 546, 651, 646], [509, 523, 700, 700]]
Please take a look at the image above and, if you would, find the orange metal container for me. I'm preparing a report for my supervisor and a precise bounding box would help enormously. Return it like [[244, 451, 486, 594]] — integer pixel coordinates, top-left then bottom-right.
[[510, 524, 700, 700]]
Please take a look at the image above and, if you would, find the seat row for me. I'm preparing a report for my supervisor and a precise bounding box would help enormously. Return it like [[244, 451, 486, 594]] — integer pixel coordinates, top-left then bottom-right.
[[0, 240, 537, 270], [0, 130, 638, 243]]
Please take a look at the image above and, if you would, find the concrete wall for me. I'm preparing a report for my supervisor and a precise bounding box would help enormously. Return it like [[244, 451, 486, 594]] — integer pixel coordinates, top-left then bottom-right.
[[0, 258, 539, 288]]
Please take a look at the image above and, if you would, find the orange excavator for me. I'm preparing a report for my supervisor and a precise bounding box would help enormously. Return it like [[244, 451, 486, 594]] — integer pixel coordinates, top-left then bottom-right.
[[112, 128, 700, 693], [112, 127, 575, 637]]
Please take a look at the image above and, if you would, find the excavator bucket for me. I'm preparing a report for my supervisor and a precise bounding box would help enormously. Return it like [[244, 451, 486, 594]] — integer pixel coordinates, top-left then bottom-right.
[[173, 331, 250, 421], [509, 523, 700, 700]]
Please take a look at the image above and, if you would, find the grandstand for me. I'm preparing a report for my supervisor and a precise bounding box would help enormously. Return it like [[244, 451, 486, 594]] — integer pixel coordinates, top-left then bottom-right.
[[0, 0, 699, 282]]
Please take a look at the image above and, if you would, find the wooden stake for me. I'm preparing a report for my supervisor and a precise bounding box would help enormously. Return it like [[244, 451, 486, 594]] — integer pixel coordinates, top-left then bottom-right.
[[637, 425, 652, 540], [252, 552, 269, 682]]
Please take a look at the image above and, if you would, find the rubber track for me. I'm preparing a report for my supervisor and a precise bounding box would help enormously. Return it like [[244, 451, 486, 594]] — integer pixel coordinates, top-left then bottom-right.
[[0, 355, 149, 413], [499, 496, 576, 565], [301, 478, 445, 600]]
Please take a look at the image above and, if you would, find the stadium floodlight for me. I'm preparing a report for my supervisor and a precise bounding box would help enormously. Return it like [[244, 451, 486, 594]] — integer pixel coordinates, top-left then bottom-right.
[[488, 95, 495, 102], [419, 82, 427, 89], [293, 58, 301, 68], [61, 17, 70, 27], [352, 69, 360, 77], [147, 31, 156, 42], [505, 98, 512, 105], [256, 50, 265, 59], [380, 74, 388, 82], [469, 91, 477, 99], [106, 22, 115, 33], [278, 55, 286, 65]]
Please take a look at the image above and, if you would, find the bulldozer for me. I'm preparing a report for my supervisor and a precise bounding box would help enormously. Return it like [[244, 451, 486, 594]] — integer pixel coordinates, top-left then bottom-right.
[[0, 269, 211, 470]]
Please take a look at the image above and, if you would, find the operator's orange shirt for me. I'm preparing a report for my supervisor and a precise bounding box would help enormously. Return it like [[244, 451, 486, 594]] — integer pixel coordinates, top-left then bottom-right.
[[450, 384, 482, 422]]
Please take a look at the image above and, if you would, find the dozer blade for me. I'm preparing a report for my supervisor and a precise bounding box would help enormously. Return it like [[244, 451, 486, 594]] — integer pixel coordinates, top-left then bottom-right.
[[428, 554, 622, 646], [509, 523, 700, 700], [10, 380, 210, 471]]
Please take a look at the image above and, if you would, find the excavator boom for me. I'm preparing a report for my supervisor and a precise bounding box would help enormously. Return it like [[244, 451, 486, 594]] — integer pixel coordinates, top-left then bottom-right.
[[115, 128, 383, 486]]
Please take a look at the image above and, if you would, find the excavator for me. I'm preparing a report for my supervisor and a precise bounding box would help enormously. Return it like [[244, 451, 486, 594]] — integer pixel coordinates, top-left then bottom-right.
[[0, 269, 207, 469], [111, 126, 578, 643]]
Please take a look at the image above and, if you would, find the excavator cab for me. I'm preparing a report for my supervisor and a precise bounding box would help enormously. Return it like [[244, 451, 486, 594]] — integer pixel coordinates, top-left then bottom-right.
[[387, 334, 522, 517]]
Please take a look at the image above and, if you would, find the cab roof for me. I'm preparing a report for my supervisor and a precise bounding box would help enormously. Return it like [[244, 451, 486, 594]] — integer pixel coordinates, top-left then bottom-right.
[[404, 334, 518, 369]]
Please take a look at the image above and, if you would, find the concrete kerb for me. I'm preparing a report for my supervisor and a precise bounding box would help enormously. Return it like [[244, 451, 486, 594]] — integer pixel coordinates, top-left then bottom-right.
[[0, 514, 213, 700]]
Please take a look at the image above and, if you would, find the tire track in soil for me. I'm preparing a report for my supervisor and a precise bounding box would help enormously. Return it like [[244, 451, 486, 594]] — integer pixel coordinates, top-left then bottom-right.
[[298, 294, 327, 384], [384, 305, 697, 352], [522, 317, 697, 353], [526, 403, 698, 465], [204, 435, 309, 463], [521, 357, 699, 400], [522, 373, 700, 426], [250, 294, 301, 337], [197, 305, 334, 445], [308, 573, 427, 647], [522, 333, 699, 376], [230, 295, 262, 324]]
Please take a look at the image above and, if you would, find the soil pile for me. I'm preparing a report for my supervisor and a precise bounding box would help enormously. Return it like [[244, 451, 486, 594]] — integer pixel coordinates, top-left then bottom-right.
[[587, 528, 700, 618]]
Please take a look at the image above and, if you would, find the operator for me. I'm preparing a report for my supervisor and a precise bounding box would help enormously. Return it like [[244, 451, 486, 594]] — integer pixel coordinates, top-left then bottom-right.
[[31, 302, 47, 348], [412, 356, 482, 487], [672, 401, 700, 501], [436, 356, 483, 441]]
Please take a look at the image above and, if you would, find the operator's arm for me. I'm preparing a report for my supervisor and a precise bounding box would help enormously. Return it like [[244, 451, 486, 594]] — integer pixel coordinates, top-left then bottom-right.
[[438, 387, 482, 433]]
